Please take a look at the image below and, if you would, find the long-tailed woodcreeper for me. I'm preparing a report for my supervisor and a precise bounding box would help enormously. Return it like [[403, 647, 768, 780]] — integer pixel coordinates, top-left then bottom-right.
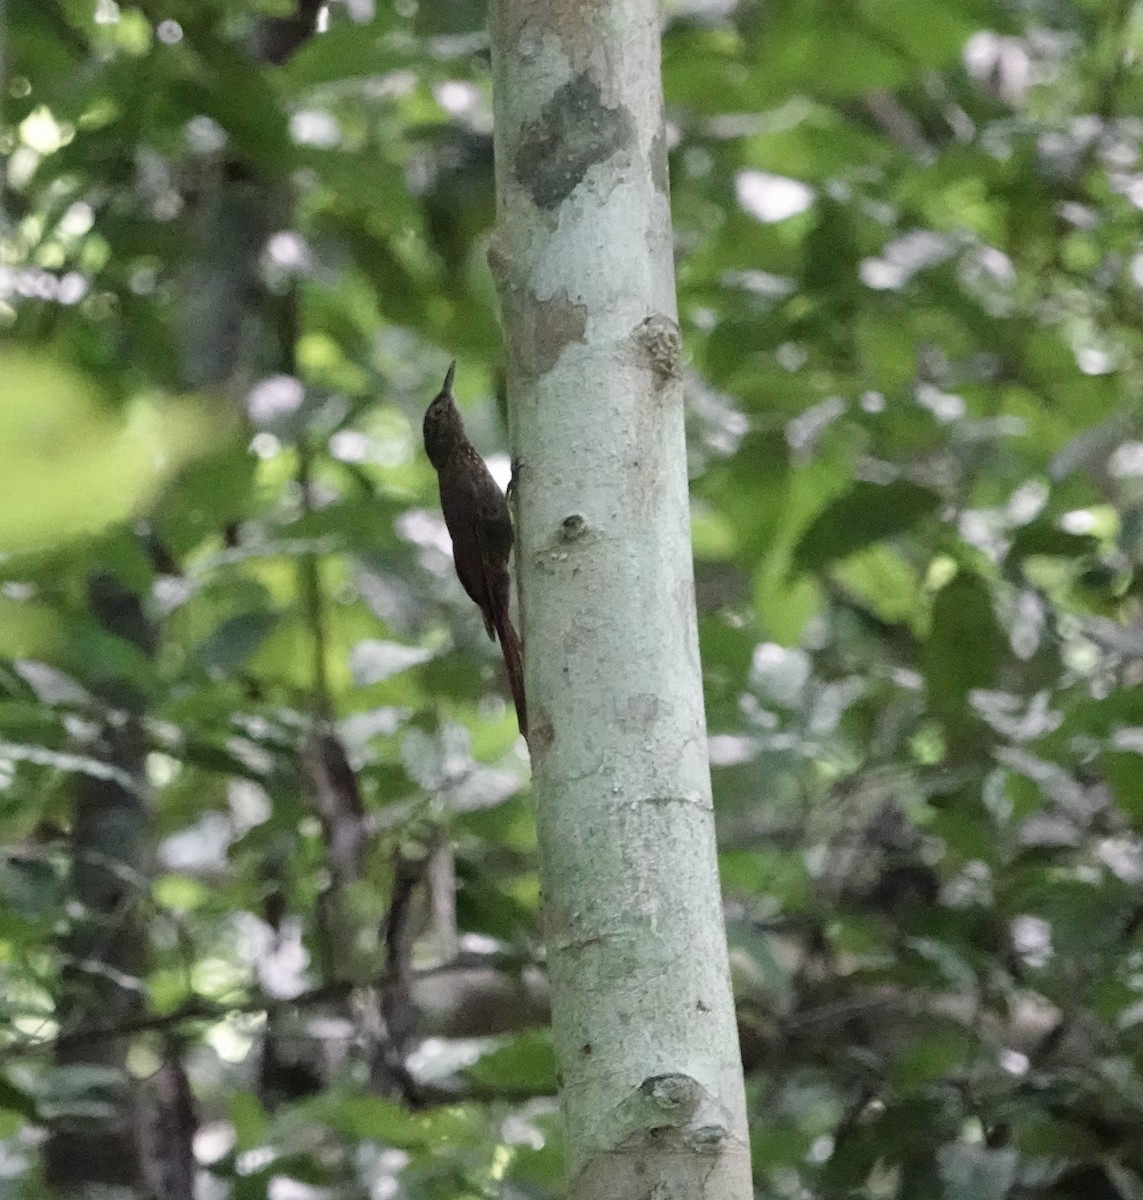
[[423, 363, 527, 739]]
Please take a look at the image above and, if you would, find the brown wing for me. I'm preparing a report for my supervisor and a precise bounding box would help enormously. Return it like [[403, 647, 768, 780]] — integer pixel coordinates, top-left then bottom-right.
[[437, 448, 526, 736], [438, 448, 506, 640], [472, 501, 527, 738]]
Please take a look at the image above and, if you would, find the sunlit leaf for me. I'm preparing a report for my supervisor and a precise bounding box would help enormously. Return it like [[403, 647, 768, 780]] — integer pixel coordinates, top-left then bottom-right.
[[0, 349, 215, 551]]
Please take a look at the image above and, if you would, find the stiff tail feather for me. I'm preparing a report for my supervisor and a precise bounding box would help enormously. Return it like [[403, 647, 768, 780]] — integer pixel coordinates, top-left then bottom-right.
[[493, 609, 528, 740]]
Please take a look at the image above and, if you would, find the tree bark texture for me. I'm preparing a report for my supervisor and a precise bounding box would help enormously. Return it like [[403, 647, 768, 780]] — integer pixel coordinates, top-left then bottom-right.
[[488, 1, 753, 1195]]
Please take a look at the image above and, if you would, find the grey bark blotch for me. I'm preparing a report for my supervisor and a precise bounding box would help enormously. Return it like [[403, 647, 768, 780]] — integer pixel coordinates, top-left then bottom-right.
[[533, 290, 588, 375], [649, 127, 670, 196], [515, 74, 636, 209], [530, 710, 555, 752]]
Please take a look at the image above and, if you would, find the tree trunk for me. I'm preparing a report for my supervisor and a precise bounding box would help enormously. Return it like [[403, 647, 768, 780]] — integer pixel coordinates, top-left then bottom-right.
[[488, 2, 753, 1196], [44, 576, 152, 1193]]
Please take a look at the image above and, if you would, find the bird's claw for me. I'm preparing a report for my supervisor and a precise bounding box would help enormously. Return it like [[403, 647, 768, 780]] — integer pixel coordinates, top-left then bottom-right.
[[507, 456, 523, 503]]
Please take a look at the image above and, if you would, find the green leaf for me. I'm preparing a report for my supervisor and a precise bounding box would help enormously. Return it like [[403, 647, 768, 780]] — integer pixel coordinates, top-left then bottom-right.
[[793, 480, 941, 571], [923, 572, 1005, 697], [831, 544, 927, 632], [742, 104, 899, 184], [0, 349, 210, 551], [278, 13, 404, 91], [195, 611, 281, 675], [63, 622, 158, 698], [308, 1094, 482, 1148], [0, 857, 63, 920], [864, 0, 985, 69], [465, 1031, 557, 1093], [1009, 520, 1100, 561], [743, 1, 966, 105], [702, 431, 791, 565], [155, 447, 259, 558], [226, 1092, 267, 1152], [1103, 750, 1143, 827], [0, 1075, 39, 1122], [751, 1120, 815, 1170], [201, 52, 294, 172]]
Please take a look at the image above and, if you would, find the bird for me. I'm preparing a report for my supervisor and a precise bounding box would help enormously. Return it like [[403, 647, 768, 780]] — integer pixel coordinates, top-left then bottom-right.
[[423, 363, 527, 739]]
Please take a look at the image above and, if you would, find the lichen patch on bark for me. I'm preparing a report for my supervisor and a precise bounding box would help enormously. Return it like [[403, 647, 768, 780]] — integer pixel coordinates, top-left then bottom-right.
[[514, 74, 636, 209], [505, 287, 588, 380], [633, 314, 682, 385], [648, 126, 670, 196]]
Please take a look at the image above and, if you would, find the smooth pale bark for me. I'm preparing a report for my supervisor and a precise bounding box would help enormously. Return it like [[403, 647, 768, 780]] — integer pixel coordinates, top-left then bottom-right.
[[488, 2, 752, 1195]]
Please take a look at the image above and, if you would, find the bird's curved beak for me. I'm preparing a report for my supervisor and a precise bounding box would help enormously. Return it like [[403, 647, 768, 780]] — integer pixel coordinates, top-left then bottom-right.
[[443, 361, 457, 394]]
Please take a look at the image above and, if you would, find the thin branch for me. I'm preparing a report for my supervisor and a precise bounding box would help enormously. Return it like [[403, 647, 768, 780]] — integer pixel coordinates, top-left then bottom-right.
[[297, 440, 333, 722], [5, 950, 553, 1060], [5, 982, 357, 1059]]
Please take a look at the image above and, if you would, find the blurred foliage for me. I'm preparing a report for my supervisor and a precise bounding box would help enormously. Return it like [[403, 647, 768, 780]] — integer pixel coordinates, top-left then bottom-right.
[[3, 0, 1143, 1197]]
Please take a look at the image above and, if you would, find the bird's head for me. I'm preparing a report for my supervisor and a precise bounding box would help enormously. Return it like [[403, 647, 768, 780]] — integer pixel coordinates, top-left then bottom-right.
[[423, 361, 464, 469]]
